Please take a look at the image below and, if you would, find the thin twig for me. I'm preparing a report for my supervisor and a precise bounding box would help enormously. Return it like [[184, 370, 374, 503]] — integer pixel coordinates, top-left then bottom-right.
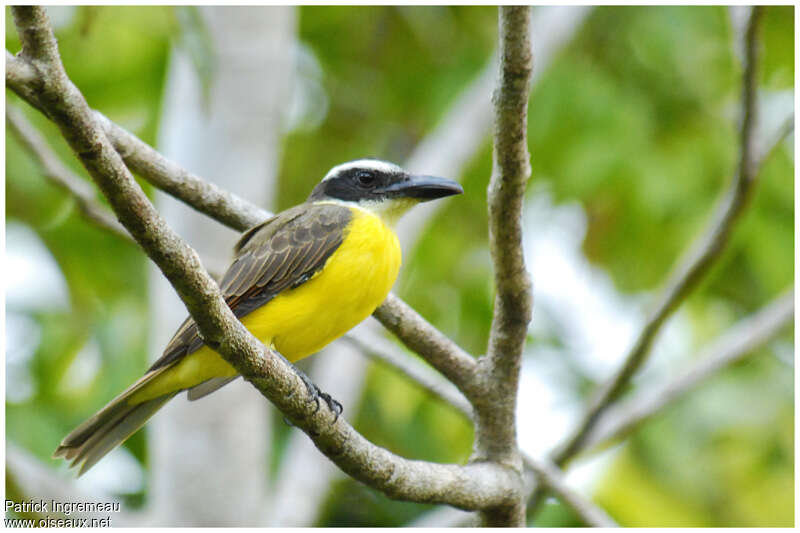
[[527, 6, 768, 513], [7, 106, 132, 241], [552, 5, 766, 467], [346, 328, 474, 419], [755, 113, 794, 165], [372, 294, 479, 396], [582, 288, 794, 451], [10, 5, 521, 511], [522, 453, 619, 527], [95, 112, 270, 232], [6, 56, 266, 234]]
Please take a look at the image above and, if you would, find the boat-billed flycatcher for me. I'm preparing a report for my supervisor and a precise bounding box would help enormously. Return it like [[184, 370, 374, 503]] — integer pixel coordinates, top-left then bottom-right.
[[53, 159, 462, 475]]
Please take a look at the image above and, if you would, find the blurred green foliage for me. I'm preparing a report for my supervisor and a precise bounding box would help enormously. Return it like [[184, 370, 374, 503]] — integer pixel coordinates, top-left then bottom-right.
[[279, 6, 497, 208], [6, 5, 793, 527], [596, 354, 793, 526]]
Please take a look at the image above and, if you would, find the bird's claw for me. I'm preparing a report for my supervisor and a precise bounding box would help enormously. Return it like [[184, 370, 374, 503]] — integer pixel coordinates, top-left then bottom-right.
[[319, 391, 343, 422], [291, 360, 343, 422]]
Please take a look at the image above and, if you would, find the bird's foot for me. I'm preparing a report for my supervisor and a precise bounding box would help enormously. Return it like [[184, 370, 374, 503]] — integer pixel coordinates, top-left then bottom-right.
[[276, 350, 343, 422], [296, 370, 343, 422]]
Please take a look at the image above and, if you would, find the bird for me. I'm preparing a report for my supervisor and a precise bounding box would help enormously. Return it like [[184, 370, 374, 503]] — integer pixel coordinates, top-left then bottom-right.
[[53, 159, 463, 475]]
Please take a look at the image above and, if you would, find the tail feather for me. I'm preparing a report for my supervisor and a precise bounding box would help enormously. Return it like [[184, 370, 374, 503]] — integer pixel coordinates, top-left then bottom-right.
[[187, 376, 239, 401], [53, 369, 175, 476], [76, 395, 174, 476]]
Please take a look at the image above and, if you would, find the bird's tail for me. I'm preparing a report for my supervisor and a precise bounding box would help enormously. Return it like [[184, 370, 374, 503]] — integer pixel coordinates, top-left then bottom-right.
[[53, 370, 176, 476]]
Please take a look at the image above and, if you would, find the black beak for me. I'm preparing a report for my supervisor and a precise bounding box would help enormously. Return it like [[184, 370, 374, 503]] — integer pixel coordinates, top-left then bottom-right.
[[382, 174, 464, 202]]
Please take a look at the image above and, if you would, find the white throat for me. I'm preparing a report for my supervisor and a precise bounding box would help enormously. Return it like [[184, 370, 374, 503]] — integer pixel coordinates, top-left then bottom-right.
[[315, 198, 419, 226]]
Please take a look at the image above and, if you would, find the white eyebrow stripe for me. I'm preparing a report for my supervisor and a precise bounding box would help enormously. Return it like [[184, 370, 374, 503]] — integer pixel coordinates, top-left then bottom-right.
[[321, 159, 403, 182]]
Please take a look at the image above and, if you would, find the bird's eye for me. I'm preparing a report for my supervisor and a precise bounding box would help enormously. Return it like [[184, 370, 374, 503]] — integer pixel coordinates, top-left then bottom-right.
[[356, 171, 376, 187]]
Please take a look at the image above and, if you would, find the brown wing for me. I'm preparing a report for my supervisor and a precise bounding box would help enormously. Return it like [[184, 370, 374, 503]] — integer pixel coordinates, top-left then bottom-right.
[[148, 203, 352, 372]]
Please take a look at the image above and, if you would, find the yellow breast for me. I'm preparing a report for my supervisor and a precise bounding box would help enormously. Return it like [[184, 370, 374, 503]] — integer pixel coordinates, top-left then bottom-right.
[[133, 206, 401, 402], [247, 205, 402, 360]]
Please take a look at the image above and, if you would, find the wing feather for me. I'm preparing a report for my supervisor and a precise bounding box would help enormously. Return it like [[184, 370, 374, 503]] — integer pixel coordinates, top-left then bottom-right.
[[227, 251, 262, 296], [256, 249, 289, 287]]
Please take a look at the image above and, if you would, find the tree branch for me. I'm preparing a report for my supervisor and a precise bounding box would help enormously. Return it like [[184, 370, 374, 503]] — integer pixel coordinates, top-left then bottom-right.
[[479, 4, 534, 466], [372, 294, 479, 396], [7, 49, 40, 99], [465, 7, 535, 526], [582, 287, 794, 452], [10, 5, 521, 512], [396, 8, 595, 526], [351, 329, 617, 527], [266, 342, 369, 526], [7, 53, 268, 233], [95, 112, 270, 232], [346, 327, 474, 419], [516, 285, 791, 527], [527, 6, 768, 513], [522, 453, 618, 527], [7, 105, 132, 241]]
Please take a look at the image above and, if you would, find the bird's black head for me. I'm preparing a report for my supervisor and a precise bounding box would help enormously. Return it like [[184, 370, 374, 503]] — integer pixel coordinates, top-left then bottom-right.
[[308, 159, 463, 209]]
